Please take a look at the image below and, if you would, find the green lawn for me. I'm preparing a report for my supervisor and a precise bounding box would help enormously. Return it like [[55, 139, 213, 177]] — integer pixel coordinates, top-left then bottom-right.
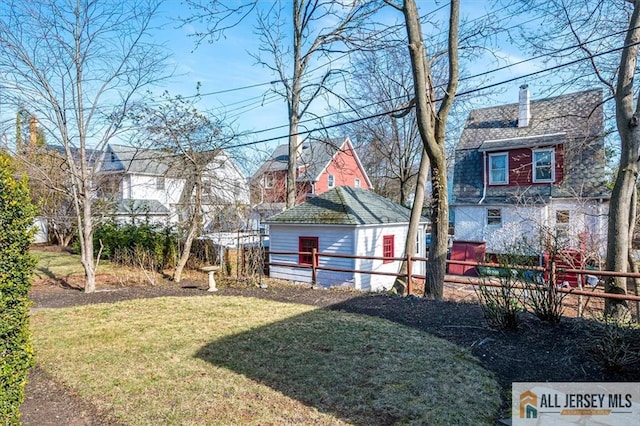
[[32, 249, 124, 280], [31, 296, 501, 425]]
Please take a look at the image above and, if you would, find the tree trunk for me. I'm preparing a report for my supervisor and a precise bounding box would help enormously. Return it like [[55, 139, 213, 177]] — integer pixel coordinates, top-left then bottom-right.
[[400, 0, 459, 299], [605, 2, 640, 319], [605, 164, 634, 318], [80, 211, 96, 293], [286, 117, 300, 209], [173, 175, 203, 283], [425, 158, 448, 298], [286, 1, 303, 210], [393, 147, 429, 294], [173, 220, 199, 284], [627, 185, 640, 319]]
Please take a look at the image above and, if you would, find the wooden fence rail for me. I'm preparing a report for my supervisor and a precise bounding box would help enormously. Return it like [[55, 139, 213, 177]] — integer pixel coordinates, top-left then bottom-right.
[[266, 249, 640, 307]]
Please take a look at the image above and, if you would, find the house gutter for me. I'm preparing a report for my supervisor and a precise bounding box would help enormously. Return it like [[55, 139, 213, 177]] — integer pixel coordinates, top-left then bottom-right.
[[478, 151, 487, 204]]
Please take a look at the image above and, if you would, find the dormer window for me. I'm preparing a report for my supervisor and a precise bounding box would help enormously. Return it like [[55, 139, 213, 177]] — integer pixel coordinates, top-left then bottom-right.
[[488, 153, 508, 185], [533, 148, 554, 183]]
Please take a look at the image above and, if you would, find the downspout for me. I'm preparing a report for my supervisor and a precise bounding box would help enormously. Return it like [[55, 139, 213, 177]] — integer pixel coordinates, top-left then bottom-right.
[[479, 151, 487, 204], [479, 151, 488, 241]]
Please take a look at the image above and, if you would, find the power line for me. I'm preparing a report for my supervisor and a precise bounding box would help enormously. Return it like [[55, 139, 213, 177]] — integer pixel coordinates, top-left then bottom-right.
[[10, 30, 630, 166], [219, 24, 633, 141], [224, 37, 638, 150]]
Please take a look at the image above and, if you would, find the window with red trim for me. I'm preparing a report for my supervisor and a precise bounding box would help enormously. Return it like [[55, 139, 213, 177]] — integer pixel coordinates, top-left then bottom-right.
[[298, 236, 318, 265], [383, 235, 394, 263]]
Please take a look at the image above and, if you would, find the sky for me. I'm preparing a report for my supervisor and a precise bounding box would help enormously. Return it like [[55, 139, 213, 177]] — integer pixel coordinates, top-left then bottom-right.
[[0, 1, 583, 174], [150, 1, 557, 174]]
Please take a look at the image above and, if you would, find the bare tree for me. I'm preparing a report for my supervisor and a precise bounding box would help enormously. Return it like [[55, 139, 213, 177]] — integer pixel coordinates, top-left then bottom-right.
[[0, 0, 169, 292], [385, 0, 459, 298], [334, 47, 422, 205], [132, 93, 238, 283], [11, 113, 78, 246], [185, 0, 383, 208], [608, 1, 640, 319], [503, 0, 637, 318]]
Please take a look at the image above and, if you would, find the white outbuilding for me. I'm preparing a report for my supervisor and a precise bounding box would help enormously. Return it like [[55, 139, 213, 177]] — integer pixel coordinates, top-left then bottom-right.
[[265, 187, 428, 292]]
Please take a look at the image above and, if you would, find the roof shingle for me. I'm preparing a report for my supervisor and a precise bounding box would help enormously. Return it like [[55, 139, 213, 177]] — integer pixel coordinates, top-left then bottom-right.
[[265, 187, 426, 225]]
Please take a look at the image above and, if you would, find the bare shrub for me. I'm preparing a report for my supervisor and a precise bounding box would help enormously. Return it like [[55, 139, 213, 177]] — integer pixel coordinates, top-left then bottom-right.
[[522, 269, 568, 323], [588, 317, 640, 372], [476, 268, 526, 330]]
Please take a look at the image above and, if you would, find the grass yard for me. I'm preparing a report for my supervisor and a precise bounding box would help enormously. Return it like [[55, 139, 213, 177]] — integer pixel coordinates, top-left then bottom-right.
[[33, 249, 89, 279], [31, 296, 501, 425], [31, 248, 173, 287]]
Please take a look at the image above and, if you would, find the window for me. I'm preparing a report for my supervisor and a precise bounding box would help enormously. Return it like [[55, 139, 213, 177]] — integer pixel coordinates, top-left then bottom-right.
[[328, 174, 335, 188], [383, 235, 394, 263], [487, 208, 502, 226], [264, 174, 274, 189], [488, 153, 508, 185], [156, 176, 165, 190], [556, 210, 570, 240], [354, 178, 361, 188], [298, 236, 318, 265], [533, 148, 554, 183]]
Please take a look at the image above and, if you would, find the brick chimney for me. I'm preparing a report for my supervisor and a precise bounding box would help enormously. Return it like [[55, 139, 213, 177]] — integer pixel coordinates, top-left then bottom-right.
[[518, 84, 530, 127]]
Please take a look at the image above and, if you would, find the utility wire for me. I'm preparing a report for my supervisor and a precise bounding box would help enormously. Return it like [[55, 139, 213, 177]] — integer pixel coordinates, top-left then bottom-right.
[[225, 37, 639, 150]]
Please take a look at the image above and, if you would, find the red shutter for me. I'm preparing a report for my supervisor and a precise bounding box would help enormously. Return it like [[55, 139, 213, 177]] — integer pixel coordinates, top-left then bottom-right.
[[383, 235, 394, 264]]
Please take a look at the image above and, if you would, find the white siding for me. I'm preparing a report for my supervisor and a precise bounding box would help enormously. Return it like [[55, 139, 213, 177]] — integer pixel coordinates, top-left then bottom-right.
[[268, 224, 356, 286], [33, 217, 48, 243], [100, 147, 248, 226], [204, 152, 250, 205], [354, 224, 413, 292], [127, 174, 182, 206], [454, 201, 608, 255]]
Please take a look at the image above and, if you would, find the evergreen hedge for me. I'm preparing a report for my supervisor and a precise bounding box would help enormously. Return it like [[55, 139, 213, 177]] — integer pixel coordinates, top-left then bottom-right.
[[0, 154, 37, 424], [92, 221, 178, 270]]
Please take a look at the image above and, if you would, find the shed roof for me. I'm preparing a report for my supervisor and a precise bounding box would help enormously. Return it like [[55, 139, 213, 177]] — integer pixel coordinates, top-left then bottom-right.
[[266, 187, 426, 225]]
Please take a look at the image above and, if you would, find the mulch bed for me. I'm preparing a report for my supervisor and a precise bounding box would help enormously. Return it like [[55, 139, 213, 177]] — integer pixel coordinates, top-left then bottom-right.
[[21, 277, 640, 425]]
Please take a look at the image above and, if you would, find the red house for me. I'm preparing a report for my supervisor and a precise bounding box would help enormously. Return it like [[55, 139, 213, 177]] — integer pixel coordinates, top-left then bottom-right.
[[452, 85, 610, 261], [251, 136, 372, 215]]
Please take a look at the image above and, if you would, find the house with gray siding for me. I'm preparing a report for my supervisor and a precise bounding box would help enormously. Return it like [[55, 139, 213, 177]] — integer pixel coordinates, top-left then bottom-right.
[[452, 86, 610, 257], [265, 187, 428, 292]]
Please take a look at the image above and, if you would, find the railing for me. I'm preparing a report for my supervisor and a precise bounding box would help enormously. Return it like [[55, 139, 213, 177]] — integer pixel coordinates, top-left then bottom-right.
[[266, 249, 640, 311]]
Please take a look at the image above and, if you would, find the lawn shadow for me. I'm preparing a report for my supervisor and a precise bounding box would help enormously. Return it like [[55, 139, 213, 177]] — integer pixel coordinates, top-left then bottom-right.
[[35, 265, 84, 291], [194, 306, 501, 425]]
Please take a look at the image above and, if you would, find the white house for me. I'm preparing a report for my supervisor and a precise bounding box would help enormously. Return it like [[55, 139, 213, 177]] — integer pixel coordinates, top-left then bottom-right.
[[97, 144, 249, 228], [265, 186, 428, 292]]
